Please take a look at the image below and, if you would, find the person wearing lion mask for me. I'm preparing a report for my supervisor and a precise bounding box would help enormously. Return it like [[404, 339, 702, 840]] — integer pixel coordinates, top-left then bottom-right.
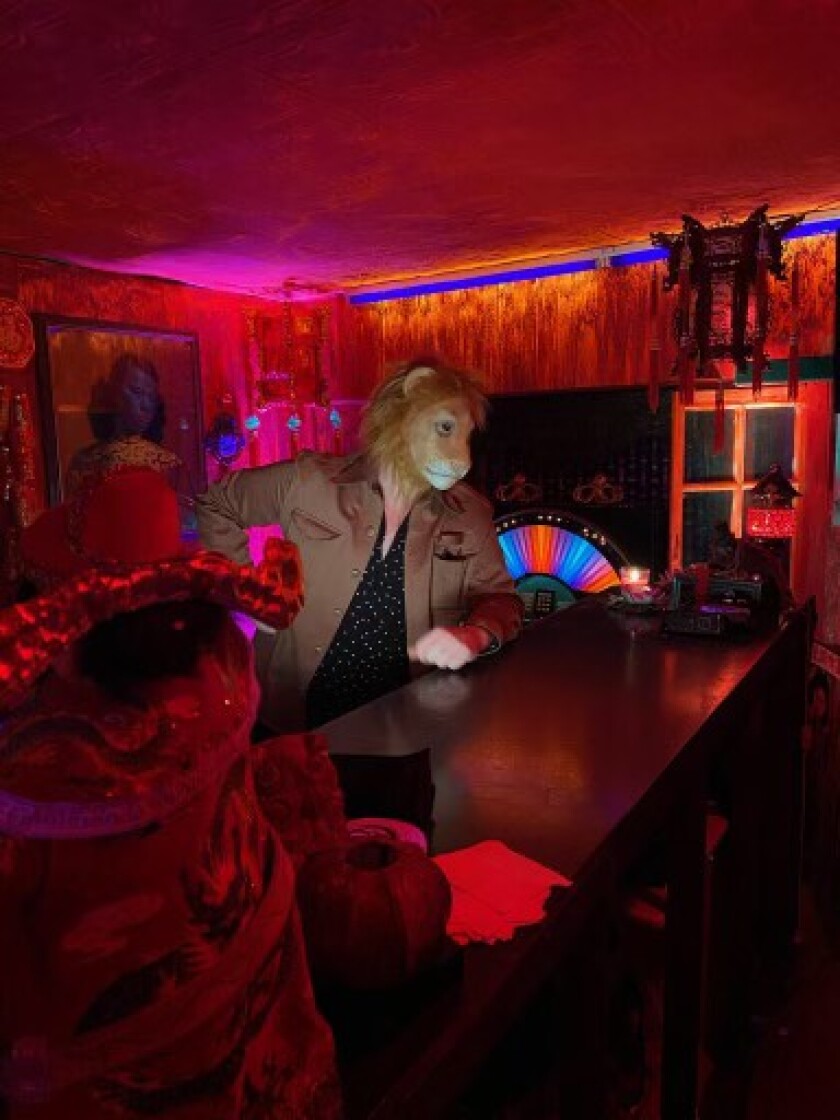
[[196, 358, 522, 734]]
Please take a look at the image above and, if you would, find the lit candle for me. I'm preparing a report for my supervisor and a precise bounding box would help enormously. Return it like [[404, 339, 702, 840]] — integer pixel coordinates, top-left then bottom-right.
[[619, 565, 651, 602]]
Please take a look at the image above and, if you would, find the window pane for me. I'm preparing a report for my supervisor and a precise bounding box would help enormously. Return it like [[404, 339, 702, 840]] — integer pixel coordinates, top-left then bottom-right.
[[684, 411, 735, 482], [745, 407, 794, 481], [682, 492, 733, 567]]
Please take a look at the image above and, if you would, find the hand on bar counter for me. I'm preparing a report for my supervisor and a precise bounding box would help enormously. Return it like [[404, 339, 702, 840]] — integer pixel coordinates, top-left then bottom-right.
[[409, 624, 492, 670]]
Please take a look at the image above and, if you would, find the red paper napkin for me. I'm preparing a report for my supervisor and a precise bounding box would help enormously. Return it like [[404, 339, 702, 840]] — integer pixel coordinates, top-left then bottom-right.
[[433, 840, 571, 945]]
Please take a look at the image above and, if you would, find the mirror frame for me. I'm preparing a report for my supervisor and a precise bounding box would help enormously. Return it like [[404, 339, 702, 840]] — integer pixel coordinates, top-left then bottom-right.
[[33, 314, 205, 506]]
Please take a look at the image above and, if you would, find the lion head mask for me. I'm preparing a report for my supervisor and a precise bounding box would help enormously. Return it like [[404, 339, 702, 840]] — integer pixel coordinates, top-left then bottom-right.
[[361, 359, 487, 497]]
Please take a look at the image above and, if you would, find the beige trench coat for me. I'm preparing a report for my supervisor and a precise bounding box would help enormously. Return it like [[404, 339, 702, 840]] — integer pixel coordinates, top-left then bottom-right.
[[196, 452, 522, 731]]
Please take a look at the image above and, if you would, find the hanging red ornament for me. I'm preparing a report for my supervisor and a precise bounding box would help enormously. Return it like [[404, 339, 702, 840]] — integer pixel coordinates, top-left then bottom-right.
[[0, 299, 35, 370], [788, 256, 801, 401], [713, 379, 726, 454], [752, 225, 770, 397], [648, 265, 661, 413], [677, 240, 693, 404], [0, 388, 39, 602], [9, 392, 38, 529]]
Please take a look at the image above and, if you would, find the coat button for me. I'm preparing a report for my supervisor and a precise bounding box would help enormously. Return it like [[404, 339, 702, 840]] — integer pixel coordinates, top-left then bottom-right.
[[351, 567, 360, 577], [314, 645, 322, 654], [334, 607, 341, 615], [366, 526, 375, 538]]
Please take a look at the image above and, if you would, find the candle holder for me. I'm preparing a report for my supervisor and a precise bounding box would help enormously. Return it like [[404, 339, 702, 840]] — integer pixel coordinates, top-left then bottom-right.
[[619, 565, 652, 604]]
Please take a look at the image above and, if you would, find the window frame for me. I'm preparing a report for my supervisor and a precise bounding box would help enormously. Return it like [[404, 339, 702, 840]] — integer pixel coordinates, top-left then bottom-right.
[[670, 387, 802, 574]]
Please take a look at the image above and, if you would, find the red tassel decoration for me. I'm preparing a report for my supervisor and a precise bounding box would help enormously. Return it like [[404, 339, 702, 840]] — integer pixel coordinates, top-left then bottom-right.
[[677, 237, 693, 404], [287, 409, 302, 457], [648, 265, 661, 413], [713, 379, 726, 454], [788, 256, 800, 401], [752, 225, 769, 397], [9, 392, 38, 529]]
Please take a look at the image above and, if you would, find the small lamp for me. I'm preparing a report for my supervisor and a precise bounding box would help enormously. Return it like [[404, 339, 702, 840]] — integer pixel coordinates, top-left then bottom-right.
[[745, 463, 800, 540]]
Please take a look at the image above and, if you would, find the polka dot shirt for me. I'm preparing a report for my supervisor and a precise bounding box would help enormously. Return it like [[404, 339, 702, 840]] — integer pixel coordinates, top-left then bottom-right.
[[305, 514, 410, 728]]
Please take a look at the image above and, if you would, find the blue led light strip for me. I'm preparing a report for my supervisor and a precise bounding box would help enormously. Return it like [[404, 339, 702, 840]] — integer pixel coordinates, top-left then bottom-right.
[[348, 216, 840, 305]]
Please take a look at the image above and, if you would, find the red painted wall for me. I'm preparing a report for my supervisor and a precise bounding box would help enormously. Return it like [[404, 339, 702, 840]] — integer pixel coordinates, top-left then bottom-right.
[[0, 256, 341, 505], [338, 236, 835, 396]]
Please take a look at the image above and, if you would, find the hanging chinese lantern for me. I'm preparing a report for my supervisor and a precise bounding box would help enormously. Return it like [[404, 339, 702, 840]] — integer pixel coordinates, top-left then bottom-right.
[[651, 205, 803, 407]]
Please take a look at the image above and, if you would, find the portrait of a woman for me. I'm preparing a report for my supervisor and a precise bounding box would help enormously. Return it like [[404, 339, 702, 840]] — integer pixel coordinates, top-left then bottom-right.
[[66, 353, 184, 495]]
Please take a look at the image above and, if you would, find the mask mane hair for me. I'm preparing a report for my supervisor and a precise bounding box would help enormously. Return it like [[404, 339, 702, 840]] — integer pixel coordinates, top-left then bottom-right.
[[361, 359, 487, 489]]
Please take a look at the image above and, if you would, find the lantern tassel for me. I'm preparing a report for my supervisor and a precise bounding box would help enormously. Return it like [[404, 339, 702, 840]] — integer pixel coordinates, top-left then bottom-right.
[[752, 225, 769, 397], [713, 380, 726, 454], [648, 265, 661, 413], [788, 256, 800, 401], [677, 237, 693, 404]]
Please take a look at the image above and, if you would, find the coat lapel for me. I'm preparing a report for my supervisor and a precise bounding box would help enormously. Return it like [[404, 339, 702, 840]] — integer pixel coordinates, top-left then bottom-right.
[[405, 490, 467, 647]]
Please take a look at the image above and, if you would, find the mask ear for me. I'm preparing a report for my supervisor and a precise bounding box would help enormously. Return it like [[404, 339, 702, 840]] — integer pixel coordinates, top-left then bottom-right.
[[403, 366, 437, 396]]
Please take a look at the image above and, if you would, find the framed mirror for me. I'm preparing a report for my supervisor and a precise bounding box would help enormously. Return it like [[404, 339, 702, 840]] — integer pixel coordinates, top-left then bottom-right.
[[33, 315, 205, 508]]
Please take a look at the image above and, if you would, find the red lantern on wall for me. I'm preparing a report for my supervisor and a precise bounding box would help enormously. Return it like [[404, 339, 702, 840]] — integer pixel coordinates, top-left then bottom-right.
[[745, 463, 800, 540], [745, 506, 797, 539]]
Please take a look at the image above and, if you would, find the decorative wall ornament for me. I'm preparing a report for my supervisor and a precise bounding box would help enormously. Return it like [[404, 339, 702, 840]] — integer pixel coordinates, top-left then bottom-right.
[[0, 298, 35, 369], [204, 395, 246, 472], [0, 386, 39, 601], [651, 205, 803, 403], [571, 472, 623, 506], [247, 298, 334, 411], [494, 472, 542, 505], [244, 296, 342, 461], [328, 406, 343, 454]]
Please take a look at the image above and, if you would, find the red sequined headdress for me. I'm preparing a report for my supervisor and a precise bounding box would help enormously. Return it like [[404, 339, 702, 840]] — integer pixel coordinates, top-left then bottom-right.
[[0, 467, 303, 713]]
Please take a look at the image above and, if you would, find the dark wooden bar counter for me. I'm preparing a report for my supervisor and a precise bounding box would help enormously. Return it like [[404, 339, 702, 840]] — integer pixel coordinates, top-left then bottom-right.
[[321, 599, 811, 1120]]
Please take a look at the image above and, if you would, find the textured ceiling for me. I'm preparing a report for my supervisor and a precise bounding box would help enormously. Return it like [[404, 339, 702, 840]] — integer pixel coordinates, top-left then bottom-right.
[[1, 0, 839, 295]]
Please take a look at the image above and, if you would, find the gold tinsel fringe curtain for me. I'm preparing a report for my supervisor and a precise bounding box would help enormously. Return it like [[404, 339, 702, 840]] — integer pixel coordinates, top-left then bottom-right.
[[340, 236, 835, 398]]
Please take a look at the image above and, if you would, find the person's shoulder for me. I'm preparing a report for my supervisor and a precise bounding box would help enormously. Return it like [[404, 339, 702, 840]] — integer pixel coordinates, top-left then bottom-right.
[[294, 450, 357, 482], [449, 479, 494, 518]]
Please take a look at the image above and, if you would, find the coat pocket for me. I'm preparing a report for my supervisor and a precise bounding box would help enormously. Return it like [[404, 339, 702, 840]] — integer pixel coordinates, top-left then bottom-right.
[[290, 508, 342, 540], [433, 530, 475, 560], [430, 552, 470, 626]]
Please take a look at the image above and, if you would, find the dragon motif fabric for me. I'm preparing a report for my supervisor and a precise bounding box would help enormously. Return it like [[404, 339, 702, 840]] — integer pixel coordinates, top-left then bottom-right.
[[0, 621, 344, 1119]]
